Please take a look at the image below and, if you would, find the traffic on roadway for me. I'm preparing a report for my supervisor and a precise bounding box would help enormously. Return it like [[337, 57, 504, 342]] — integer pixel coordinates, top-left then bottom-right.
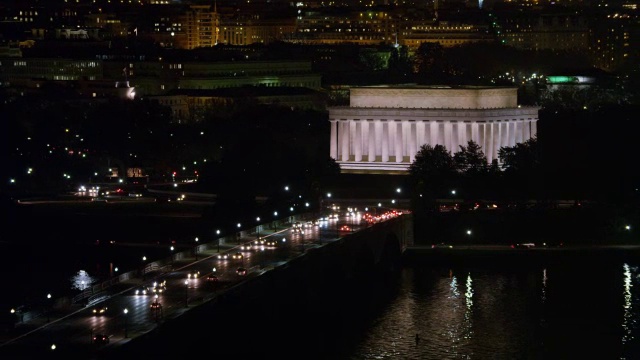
[[0, 206, 405, 359]]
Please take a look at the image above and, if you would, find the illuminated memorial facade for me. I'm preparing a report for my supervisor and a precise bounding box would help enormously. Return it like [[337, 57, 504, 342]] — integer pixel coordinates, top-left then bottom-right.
[[328, 85, 539, 174]]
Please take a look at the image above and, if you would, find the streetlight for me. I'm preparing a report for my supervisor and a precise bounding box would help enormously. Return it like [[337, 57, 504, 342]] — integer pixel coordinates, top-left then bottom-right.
[[141, 256, 147, 280], [46, 293, 52, 322], [215, 229, 221, 253], [123, 308, 128, 338], [170, 246, 174, 265], [184, 280, 189, 307], [273, 211, 278, 231], [236, 223, 242, 244], [194, 237, 199, 260]]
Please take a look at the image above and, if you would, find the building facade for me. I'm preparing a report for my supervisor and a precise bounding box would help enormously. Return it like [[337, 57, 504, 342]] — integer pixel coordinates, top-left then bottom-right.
[[328, 85, 539, 174]]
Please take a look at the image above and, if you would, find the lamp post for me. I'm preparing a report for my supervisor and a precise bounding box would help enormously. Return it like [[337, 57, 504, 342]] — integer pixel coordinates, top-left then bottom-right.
[[256, 217, 261, 239], [184, 280, 189, 307], [273, 211, 278, 231], [216, 229, 221, 253], [236, 223, 242, 244], [170, 246, 174, 265], [194, 237, 199, 260], [46, 293, 52, 322], [141, 256, 147, 280], [123, 308, 128, 338]]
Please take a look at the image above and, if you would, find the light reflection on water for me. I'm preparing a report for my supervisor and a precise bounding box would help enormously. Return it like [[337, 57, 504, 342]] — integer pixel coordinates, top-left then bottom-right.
[[346, 260, 640, 360]]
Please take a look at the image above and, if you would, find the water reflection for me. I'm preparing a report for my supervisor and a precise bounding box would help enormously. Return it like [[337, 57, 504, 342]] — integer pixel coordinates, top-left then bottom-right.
[[347, 259, 640, 360], [622, 263, 635, 345]]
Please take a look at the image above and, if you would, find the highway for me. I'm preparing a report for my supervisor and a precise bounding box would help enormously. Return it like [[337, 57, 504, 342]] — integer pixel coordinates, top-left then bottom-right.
[[0, 206, 403, 359]]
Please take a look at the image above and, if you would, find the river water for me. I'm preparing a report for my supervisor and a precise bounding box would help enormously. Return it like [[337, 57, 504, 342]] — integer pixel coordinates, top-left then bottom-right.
[[318, 256, 640, 360]]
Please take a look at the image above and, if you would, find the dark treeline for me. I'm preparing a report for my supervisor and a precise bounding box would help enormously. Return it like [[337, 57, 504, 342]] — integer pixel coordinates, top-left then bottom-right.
[[408, 104, 640, 211]]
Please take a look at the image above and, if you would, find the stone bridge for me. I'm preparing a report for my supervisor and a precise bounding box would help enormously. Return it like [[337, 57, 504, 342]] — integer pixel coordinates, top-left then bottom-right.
[[110, 213, 414, 358]]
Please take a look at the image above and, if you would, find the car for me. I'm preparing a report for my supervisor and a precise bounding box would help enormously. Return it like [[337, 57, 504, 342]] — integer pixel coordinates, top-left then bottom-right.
[[339, 225, 351, 232], [231, 252, 243, 260], [134, 286, 151, 295], [151, 280, 167, 294], [150, 301, 162, 310], [93, 334, 110, 345], [206, 275, 219, 282], [187, 271, 201, 279], [92, 305, 108, 315], [236, 267, 247, 276], [217, 253, 229, 260]]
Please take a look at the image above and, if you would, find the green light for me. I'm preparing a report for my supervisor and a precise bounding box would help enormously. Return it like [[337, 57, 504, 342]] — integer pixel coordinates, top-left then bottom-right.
[[547, 76, 579, 84]]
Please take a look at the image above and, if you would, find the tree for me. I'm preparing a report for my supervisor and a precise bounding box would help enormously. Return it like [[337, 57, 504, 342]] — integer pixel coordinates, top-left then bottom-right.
[[498, 136, 539, 174], [453, 140, 488, 175], [414, 42, 449, 84], [498, 136, 541, 199], [409, 144, 457, 201], [453, 140, 493, 199]]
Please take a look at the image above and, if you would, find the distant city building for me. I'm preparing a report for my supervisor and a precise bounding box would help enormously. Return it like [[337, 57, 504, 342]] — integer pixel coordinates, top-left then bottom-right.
[[289, 9, 398, 46], [102, 60, 321, 96], [149, 86, 326, 123], [328, 85, 539, 174], [496, 8, 589, 51], [401, 22, 494, 51]]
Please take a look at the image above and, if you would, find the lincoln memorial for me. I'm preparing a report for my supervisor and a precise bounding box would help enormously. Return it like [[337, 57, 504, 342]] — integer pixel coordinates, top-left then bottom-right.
[[328, 85, 539, 174]]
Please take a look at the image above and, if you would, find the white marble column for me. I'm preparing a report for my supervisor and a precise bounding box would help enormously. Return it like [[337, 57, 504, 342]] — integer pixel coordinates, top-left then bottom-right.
[[381, 121, 389, 162], [408, 122, 417, 163], [471, 123, 479, 145], [464, 123, 472, 147], [330, 120, 338, 159], [458, 122, 467, 149], [484, 123, 492, 160], [491, 122, 500, 163], [437, 122, 445, 147], [430, 121, 438, 145], [375, 120, 383, 161], [523, 120, 531, 141], [341, 121, 350, 161], [508, 121, 516, 147], [354, 121, 362, 162], [349, 121, 357, 161], [516, 121, 524, 143], [395, 121, 403, 163], [450, 122, 459, 153], [531, 120, 538, 138], [501, 121, 509, 149], [367, 121, 375, 162], [478, 123, 485, 151], [417, 121, 426, 150]]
